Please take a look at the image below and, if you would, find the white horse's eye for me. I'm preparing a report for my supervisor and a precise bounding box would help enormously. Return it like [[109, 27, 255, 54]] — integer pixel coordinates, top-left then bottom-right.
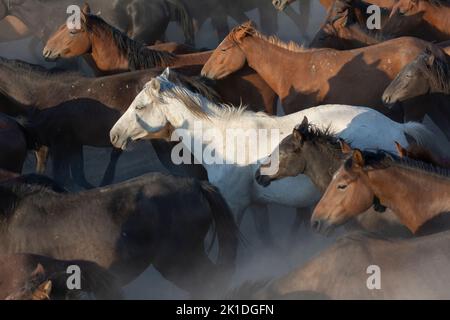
[[135, 104, 146, 110]]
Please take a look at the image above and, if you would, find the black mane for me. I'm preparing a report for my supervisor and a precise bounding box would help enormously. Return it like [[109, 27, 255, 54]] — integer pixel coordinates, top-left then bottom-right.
[[346, 149, 450, 178], [86, 15, 175, 70]]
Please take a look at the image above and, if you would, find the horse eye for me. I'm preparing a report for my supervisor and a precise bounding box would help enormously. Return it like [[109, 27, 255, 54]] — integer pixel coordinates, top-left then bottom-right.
[[337, 184, 347, 190], [135, 105, 146, 110]]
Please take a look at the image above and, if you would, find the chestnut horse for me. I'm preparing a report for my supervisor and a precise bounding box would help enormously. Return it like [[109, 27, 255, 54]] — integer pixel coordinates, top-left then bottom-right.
[[43, 5, 277, 115], [312, 147, 450, 235], [383, 0, 450, 42], [202, 22, 437, 123]]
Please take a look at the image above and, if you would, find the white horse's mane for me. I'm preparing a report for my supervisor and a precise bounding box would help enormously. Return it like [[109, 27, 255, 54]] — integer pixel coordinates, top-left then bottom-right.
[[152, 75, 272, 122]]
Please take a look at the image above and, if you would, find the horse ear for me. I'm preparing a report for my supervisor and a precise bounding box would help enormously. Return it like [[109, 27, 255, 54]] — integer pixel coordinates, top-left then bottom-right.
[[300, 116, 309, 128], [425, 53, 435, 67], [395, 141, 408, 157], [32, 280, 52, 300], [293, 128, 304, 145], [161, 68, 171, 79], [148, 78, 161, 95], [404, 132, 417, 146], [339, 139, 352, 154], [234, 21, 254, 42], [31, 263, 46, 278], [82, 3, 91, 15], [352, 149, 365, 168]]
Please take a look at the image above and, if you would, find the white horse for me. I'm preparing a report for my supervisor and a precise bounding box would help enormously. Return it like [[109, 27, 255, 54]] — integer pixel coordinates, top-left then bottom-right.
[[110, 69, 440, 233]]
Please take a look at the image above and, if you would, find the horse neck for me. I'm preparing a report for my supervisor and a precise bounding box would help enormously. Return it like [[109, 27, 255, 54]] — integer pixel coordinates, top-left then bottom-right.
[[367, 165, 450, 233], [305, 142, 344, 192], [172, 52, 211, 68], [89, 29, 129, 73], [421, 2, 450, 37], [346, 24, 381, 46], [240, 37, 309, 99]]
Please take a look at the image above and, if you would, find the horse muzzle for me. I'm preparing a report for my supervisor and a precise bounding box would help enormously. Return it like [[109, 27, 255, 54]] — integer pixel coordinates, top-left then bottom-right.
[[255, 168, 273, 187], [42, 48, 60, 62], [311, 218, 336, 236]]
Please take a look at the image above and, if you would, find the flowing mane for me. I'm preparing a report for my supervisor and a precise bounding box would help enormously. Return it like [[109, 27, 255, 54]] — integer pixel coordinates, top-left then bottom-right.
[[86, 14, 176, 70], [229, 21, 308, 53], [347, 150, 450, 179], [156, 79, 247, 120]]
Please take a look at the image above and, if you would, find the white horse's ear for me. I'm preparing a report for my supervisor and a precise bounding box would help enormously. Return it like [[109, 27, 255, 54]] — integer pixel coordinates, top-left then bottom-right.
[[148, 78, 161, 95], [161, 68, 171, 79]]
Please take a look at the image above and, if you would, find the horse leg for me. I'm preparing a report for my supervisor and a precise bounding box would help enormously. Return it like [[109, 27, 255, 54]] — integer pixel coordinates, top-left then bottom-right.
[[298, 0, 311, 40], [100, 148, 122, 187], [250, 203, 276, 248], [153, 244, 222, 299], [51, 144, 72, 188], [35, 146, 49, 174], [69, 144, 94, 190]]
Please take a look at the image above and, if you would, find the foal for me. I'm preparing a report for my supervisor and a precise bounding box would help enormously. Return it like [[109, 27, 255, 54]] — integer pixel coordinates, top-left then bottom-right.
[[312, 148, 450, 234]]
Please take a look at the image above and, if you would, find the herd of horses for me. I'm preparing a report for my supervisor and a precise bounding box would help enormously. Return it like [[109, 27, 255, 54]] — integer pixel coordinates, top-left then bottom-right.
[[0, 0, 450, 299]]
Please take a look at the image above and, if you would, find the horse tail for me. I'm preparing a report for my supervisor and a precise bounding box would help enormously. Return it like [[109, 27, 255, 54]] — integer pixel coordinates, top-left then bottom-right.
[[165, 0, 195, 45], [403, 121, 450, 159], [199, 181, 241, 280]]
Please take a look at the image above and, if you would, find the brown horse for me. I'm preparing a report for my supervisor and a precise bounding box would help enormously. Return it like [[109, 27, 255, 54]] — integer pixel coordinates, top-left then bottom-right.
[[231, 230, 450, 299], [383, 0, 450, 42], [0, 113, 31, 173], [312, 147, 450, 235], [202, 22, 436, 122], [42, 4, 277, 115], [1, 254, 122, 300]]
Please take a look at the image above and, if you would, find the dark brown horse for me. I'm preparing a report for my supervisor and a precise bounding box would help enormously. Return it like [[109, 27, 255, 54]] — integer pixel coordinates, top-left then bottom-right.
[[0, 58, 214, 187], [0, 112, 32, 173], [383, 48, 450, 105], [202, 22, 447, 126], [1, 254, 122, 300], [0, 172, 240, 298]]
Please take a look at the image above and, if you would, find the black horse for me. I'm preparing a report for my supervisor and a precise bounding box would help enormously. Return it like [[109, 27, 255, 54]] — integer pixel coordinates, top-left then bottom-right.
[[0, 172, 240, 298], [0, 0, 195, 44]]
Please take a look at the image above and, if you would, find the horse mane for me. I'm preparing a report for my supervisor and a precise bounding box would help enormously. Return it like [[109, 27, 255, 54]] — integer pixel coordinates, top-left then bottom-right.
[[86, 14, 176, 70], [229, 21, 308, 53], [152, 70, 250, 120], [418, 50, 450, 93], [348, 149, 450, 179], [296, 122, 339, 146], [404, 143, 450, 168]]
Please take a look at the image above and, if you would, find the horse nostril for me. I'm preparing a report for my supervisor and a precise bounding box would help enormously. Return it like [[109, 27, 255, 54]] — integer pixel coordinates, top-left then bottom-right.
[[111, 134, 119, 145], [311, 219, 321, 231], [273, 0, 281, 6]]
